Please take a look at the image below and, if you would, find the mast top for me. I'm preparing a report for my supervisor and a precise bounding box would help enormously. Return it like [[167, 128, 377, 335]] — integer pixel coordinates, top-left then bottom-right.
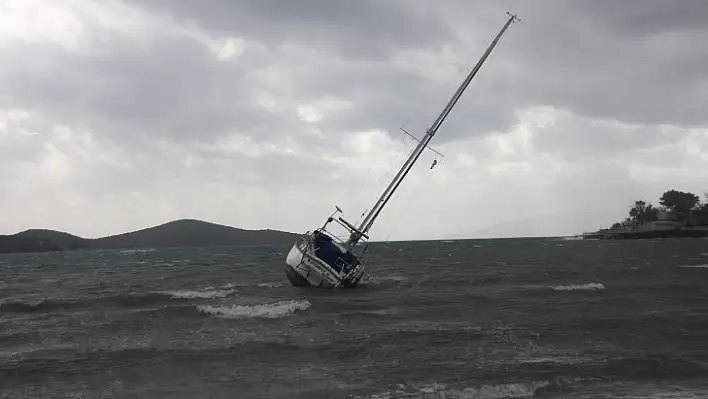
[[506, 12, 521, 24]]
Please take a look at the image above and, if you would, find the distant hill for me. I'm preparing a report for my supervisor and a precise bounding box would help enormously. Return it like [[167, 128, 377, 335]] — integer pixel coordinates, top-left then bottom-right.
[[0, 232, 89, 254], [89, 219, 298, 249], [446, 211, 613, 239], [0, 219, 299, 254], [14, 229, 89, 249]]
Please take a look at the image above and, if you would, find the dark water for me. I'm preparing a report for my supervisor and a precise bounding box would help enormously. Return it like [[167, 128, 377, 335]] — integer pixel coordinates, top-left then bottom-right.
[[2, 237, 708, 398]]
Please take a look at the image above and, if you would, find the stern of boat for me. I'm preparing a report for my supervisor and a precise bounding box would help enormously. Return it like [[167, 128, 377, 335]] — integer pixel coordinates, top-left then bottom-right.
[[283, 210, 371, 289], [284, 235, 311, 287], [284, 233, 340, 288], [341, 261, 367, 288]]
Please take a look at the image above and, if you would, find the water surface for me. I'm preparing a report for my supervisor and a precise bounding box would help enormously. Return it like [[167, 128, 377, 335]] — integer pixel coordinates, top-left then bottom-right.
[[2, 237, 708, 398]]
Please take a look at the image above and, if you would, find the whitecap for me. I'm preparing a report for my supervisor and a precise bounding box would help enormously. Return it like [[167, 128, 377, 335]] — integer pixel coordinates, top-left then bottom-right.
[[197, 299, 311, 319], [371, 276, 408, 284], [516, 355, 594, 365], [552, 282, 605, 292], [678, 264, 708, 269], [257, 282, 284, 289], [360, 307, 398, 316], [118, 249, 155, 254], [361, 380, 549, 399], [160, 288, 236, 299]]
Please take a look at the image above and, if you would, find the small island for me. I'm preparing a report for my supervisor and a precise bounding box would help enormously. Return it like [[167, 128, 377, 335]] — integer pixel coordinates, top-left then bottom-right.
[[584, 189, 708, 239]]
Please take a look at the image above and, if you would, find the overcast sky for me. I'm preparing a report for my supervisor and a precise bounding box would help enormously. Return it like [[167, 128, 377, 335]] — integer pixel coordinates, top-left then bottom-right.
[[1, 0, 707, 241]]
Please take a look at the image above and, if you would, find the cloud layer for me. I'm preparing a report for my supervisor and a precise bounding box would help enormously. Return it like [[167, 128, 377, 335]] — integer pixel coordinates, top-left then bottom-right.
[[1, 0, 707, 240]]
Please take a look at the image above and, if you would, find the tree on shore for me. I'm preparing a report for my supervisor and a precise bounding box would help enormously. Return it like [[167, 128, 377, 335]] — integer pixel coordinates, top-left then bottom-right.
[[608, 189, 706, 230], [624, 200, 659, 230], [659, 189, 700, 221]]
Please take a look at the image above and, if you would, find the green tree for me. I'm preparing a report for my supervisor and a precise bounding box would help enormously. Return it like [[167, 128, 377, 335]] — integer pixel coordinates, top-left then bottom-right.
[[644, 204, 659, 222], [628, 200, 659, 230], [629, 200, 646, 230], [658, 190, 699, 221]]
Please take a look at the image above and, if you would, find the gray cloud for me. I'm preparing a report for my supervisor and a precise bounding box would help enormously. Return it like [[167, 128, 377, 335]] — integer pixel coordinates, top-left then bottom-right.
[[529, 111, 692, 161], [4, 0, 706, 151], [0, 38, 279, 143], [573, 0, 708, 37], [126, 0, 457, 59], [122, 0, 708, 140], [505, 1, 708, 129], [2, 0, 708, 239]]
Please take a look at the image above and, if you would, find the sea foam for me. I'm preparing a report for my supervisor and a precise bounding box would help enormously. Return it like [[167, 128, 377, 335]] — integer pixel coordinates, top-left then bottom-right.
[[552, 282, 605, 292], [197, 299, 311, 319]]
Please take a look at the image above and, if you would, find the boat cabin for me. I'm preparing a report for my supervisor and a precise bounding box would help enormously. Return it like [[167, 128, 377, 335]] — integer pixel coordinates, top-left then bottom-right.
[[311, 228, 363, 274]]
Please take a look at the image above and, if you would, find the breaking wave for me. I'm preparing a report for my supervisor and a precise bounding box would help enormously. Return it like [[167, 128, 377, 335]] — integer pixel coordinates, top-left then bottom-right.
[[0, 288, 237, 314], [158, 288, 236, 299], [369, 276, 408, 285], [360, 380, 549, 399], [197, 299, 311, 319], [558, 235, 583, 241], [118, 249, 155, 254], [256, 282, 284, 289], [552, 283, 605, 292], [0, 294, 171, 313]]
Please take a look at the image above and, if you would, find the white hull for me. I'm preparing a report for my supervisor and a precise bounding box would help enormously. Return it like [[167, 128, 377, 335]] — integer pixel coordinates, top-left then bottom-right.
[[284, 233, 367, 289]]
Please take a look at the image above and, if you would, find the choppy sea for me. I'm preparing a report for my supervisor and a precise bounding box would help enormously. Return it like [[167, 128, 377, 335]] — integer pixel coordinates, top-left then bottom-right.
[[2, 237, 708, 398]]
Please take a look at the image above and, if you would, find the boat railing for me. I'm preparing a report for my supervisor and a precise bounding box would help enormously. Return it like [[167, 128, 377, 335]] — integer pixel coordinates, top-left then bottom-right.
[[318, 223, 370, 249], [321, 214, 369, 241], [334, 256, 351, 273]]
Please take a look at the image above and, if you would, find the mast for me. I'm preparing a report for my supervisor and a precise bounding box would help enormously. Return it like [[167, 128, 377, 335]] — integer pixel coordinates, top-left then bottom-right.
[[347, 13, 520, 246]]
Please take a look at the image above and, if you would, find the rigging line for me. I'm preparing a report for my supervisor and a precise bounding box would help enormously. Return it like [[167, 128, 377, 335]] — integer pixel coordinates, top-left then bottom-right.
[[383, 156, 440, 242], [355, 77, 463, 229], [347, 130, 408, 216], [357, 13, 519, 239], [352, 133, 419, 226], [342, 50, 471, 220], [368, 72, 467, 220], [346, 70, 465, 218], [398, 51, 475, 134]]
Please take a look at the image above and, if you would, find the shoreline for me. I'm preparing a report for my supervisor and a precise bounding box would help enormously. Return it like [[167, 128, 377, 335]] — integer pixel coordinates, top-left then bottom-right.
[[582, 227, 708, 240]]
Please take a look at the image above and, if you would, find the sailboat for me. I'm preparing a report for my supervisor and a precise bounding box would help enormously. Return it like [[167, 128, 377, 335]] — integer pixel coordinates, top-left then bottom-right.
[[284, 13, 520, 289]]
